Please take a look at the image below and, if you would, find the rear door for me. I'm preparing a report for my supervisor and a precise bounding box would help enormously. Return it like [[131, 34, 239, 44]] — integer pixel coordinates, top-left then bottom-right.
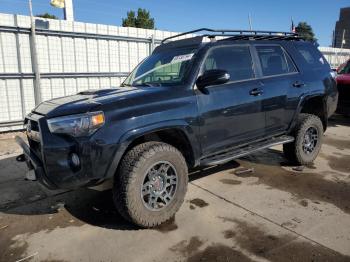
[[253, 44, 300, 135]]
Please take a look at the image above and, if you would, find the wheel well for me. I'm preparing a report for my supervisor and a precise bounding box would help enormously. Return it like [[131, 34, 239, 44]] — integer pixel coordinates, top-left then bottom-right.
[[300, 96, 327, 131], [125, 128, 195, 168]]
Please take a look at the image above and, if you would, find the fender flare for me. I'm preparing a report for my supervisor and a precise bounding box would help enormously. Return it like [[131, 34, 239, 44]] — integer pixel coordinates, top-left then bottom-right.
[[288, 92, 327, 133], [104, 120, 200, 178]]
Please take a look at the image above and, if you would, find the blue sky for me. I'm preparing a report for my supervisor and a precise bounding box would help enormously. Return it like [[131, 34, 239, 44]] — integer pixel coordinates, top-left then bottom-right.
[[0, 0, 349, 46]]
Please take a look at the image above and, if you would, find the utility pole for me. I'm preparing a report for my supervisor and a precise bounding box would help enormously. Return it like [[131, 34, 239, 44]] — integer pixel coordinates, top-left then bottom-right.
[[248, 13, 253, 31], [341, 29, 346, 49], [28, 0, 41, 105], [64, 0, 74, 21], [50, 0, 75, 21], [335, 29, 346, 68], [339, 29, 346, 67]]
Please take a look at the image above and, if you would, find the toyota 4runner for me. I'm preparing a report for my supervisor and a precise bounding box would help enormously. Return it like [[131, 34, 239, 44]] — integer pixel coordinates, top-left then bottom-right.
[[16, 29, 338, 227]]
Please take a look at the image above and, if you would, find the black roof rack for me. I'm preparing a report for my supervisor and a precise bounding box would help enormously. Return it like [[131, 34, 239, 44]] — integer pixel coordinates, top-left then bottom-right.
[[161, 28, 302, 44]]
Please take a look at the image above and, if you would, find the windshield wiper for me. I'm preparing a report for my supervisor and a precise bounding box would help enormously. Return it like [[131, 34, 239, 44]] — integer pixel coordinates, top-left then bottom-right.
[[134, 83, 153, 87], [120, 83, 131, 87], [134, 82, 161, 87]]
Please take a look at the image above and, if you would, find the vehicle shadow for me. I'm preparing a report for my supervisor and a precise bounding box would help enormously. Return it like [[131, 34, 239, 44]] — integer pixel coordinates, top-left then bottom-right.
[[1, 185, 139, 231], [0, 147, 293, 231], [0, 153, 137, 230], [0, 158, 244, 231], [189, 147, 294, 183]]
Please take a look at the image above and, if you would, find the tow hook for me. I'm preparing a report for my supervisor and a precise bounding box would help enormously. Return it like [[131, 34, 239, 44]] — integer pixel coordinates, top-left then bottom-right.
[[16, 154, 26, 162]]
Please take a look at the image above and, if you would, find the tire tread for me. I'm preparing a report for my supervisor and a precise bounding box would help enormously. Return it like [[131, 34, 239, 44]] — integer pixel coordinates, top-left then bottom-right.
[[113, 142, 188, 228], [283, 113, 323, 165]]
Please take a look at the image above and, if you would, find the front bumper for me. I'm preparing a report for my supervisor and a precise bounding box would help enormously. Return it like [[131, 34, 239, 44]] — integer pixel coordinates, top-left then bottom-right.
[[15, 136, 58, 189], [16, 112, 120, 190]]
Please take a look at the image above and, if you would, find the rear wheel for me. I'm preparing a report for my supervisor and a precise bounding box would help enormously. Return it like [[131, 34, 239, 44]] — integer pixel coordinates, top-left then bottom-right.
[[283, 113, 323, 165], [113, 142, 188, 227]]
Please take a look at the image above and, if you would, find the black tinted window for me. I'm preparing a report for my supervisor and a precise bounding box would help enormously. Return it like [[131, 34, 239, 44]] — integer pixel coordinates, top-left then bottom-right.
[[256, 46, 297, 76], [204, 46, 254, 81]]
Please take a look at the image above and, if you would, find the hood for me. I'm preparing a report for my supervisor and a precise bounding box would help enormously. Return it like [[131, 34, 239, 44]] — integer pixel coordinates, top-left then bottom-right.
[[33, 86, 147, 118], [337, 74, 350, 85]]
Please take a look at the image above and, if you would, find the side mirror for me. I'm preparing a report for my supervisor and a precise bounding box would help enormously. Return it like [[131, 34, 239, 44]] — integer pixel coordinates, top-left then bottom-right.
[[196, 69, 230, 89]]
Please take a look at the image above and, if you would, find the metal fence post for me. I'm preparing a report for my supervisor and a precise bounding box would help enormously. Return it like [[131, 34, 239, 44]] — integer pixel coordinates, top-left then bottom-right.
[[149, 34, 155, 54], [28, 0, 42, 105], [14, 15, 27, 118]]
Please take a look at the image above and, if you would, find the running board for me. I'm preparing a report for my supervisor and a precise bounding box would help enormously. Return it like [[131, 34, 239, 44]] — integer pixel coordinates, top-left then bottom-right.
[[201, 135, 294, 166]]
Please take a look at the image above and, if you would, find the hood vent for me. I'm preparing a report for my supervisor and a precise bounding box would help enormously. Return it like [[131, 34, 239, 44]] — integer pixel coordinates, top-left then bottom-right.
[[78, 89, 117, 95]]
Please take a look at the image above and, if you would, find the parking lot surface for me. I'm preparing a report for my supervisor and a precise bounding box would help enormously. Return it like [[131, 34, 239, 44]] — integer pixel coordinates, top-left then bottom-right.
[[0, 115, 349, 262]]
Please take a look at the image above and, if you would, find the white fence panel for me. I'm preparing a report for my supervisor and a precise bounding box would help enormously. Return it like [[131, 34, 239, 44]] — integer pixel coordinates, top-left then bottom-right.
[[0, 13, 175, 131], [18, 34, 32, 73], [1, 32, 18, 73], [319, 47, 350, 69], [1, 12, 350, 131]]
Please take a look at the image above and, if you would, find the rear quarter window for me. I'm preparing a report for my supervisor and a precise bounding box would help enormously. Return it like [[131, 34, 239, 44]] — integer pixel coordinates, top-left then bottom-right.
[[294, 43, 328, 69]]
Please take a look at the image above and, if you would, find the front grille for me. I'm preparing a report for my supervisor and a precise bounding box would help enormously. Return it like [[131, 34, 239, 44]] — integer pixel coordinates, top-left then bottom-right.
[[26, 119, 42, 160], [26, 119, 40, 142], [27, 119, 39, 132]]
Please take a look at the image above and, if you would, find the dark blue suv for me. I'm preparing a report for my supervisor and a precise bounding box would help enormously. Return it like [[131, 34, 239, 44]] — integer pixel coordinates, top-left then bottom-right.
[[17, 29, 338, 227]]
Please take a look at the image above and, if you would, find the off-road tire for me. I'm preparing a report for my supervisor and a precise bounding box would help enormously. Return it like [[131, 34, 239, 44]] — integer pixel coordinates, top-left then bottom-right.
[[283, 113, 324, 165], [113, 142, 188, 228]]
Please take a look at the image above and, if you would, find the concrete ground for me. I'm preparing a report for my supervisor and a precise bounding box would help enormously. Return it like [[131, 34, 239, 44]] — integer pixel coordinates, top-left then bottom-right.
[[0, 115, 349, 262]]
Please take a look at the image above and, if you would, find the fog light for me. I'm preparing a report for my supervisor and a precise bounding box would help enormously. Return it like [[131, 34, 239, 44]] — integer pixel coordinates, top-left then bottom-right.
[[70, 153, 80, 167]]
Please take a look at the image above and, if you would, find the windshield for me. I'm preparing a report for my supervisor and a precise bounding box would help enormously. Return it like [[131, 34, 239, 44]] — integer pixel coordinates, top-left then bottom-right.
[[338, 61, 350, 75], [123, 47, 197, 87]]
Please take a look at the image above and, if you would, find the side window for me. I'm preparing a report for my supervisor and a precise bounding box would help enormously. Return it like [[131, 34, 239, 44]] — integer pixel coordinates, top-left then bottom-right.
[[203, 46, 255, 81], [256, 45, 297, 76], [295, 43, 327, 68]]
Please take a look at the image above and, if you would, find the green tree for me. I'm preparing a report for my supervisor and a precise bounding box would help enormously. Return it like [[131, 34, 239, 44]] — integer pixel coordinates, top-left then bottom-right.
[[122, 10, 137, 27], [295, 22, 317, 41], [36, 13, 58, 19], [122, 8, 155, 29]]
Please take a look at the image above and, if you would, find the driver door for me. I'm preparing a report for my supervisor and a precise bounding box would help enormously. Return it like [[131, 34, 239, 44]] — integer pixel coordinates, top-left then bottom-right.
[[196, 44, 265, 156]]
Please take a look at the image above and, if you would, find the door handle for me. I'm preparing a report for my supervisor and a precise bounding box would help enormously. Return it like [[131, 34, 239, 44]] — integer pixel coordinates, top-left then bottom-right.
[[249, 88, 263, 96], [293, 81, 306, 88]]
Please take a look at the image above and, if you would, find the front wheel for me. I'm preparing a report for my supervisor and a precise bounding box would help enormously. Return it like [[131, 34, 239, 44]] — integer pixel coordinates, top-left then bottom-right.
[[113, 142, 188, 228], [283, 113, 324, 165]]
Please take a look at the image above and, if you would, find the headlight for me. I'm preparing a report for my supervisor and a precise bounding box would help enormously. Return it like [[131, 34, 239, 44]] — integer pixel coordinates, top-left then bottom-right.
[[47, 111, 105, 137]]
